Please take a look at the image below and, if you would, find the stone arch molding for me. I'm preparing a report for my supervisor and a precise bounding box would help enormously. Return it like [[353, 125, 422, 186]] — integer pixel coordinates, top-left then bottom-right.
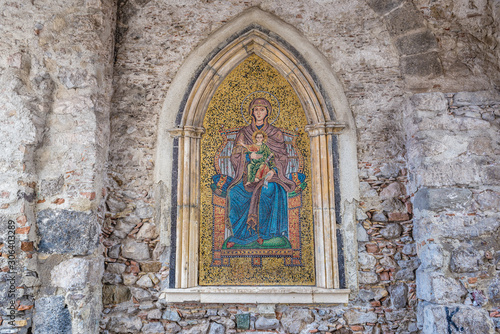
[[155, 7, 359, 303]]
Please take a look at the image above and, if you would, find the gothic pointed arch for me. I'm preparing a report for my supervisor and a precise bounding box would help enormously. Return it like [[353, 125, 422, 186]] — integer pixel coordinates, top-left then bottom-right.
[[155, 7, 359, 301]]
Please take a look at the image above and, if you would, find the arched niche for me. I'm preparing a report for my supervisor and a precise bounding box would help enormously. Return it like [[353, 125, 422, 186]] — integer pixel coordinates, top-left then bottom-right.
[[155, 7, 359, 303]]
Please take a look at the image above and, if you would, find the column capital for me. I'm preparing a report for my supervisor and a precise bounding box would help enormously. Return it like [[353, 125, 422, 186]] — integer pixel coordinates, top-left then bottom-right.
[[167, 126, 205, 138], [304, 121, 345, 137]]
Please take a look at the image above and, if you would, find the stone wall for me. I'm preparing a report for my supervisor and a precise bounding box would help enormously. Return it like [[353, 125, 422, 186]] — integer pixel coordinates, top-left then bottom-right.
[[0, 0, 499, 333], [405, 91, 500, 332], [0, 0, 116, 333]]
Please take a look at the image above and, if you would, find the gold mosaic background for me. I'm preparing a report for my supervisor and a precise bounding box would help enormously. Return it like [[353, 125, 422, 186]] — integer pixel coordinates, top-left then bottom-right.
[[199, 54, 315, 285]]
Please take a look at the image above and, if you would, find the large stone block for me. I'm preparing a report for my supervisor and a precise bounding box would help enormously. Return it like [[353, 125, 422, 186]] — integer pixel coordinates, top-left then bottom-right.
[[419, 244, 444, 270], [385, 2, 425, 36], [413, 187, 472, 213], [409, 93, 448, 113], [416, 270, 467, 303], [37, 209, 99, 255], [365, 0, 403, 15], [415, 216, 499, 240], [33, 296, 72, 334], [401, 52, 443, 77], [395, 31, 437, 55], [450, 248, 481, 273], [422, 304, 494, 334], [453, 91, 500, 107], [51, 258, 101, 290]]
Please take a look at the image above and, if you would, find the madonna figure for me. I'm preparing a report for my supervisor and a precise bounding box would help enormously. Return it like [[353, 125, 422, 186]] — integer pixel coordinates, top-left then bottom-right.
[[225, 98, 297, 248]]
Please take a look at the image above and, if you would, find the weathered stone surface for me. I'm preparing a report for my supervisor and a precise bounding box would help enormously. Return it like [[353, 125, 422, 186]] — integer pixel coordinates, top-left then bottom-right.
[[164, 322, 182, 333], [135, 202, 154, 219], [401, 52, 443, 77], [58, 68, 90, 89], [413, 187, 473, 212], [108, 244, 121, 259], [123, 273, 139, 286], [148, 309, 162, 320], [136, 274, 154, 288], [379, 223, 403, 239], [358, 289, 376, 302], [140, 261, 162, 272], [395, 31, 437, 55], [121, 238, 150, 261], [385, 309, 406, 321], [102, 285, 131, 305], [359, 271, 379, 284], [409, 92, 448, 112], [38, 175, 64, 197], [255, 317, 279, 330], [380, 256, 397, 268], [450, 248, 481, 273], [163, 308, 182, 322], [37, 209, 99, 255], [358, 252, 377, 269], [208, 321, 225, 334], [385, 2, 424, 36], [34, 296, 72, 334], [488, 278, 500, 303], [344, 309, 377, 324], [380, 182, 403, 199], [395, 268, 415, 281], [357, 223, 369, 242], [372, 212, 388, 222], [476, 190, 500, 211], [416, 271, 467, 303], [103, 272, 123, 285], [281, 309, 313, 334], [365, 0, 403, 15], [130, 287, 152, 302], [388, 283, 408, 309], [141, 321, 165, 334], [107, 263, 127, 274], [453, 90, 500, 107], [422, 304, 494, 334], [402, 243, 416, 256], [107, 316, 143, 333], [382, 198, 406, 213], [416, 216, 500, 240], [51, 258, 97, 290], [136, 222, 159, 240]]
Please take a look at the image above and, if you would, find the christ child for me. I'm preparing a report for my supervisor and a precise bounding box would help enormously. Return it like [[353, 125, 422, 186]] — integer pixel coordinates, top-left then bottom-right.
[[242, 130, 275, 185]]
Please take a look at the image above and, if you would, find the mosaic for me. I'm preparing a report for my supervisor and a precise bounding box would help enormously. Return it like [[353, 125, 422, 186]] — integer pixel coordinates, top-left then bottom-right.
[[199, 54, 315, 285]]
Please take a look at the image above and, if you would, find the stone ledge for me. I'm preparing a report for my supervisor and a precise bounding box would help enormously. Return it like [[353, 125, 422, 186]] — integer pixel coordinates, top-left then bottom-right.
[[159, 287, 350, 304]]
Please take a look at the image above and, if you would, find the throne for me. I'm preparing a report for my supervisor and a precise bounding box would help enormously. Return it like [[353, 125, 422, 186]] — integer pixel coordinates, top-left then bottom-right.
[[210, 126, 307, 267]]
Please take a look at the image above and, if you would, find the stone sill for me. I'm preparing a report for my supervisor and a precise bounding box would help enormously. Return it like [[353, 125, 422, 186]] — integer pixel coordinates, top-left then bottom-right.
[[159, 287, 350, 304]]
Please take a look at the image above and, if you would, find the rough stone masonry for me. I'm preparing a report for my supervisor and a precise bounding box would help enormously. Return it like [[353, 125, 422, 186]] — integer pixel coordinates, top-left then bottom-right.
[[0, 0, 499, 333]]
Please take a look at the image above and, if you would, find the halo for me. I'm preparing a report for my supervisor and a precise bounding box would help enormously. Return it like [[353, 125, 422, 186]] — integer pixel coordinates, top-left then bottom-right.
[[240, 91, 281, 125]]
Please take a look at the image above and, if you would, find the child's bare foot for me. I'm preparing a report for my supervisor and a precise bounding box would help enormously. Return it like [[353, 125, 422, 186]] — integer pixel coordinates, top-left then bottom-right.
[[227, 242, 235, 248], [257, 237, 263, 245]]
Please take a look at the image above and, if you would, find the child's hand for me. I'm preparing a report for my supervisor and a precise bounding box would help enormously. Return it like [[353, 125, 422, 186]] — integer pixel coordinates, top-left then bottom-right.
[[250, 152, 263, 159]]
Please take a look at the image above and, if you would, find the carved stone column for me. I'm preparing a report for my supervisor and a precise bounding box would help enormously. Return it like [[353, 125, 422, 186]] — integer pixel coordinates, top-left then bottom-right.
[[168, 126, 205, 288], [305, 121, 345, 289]]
